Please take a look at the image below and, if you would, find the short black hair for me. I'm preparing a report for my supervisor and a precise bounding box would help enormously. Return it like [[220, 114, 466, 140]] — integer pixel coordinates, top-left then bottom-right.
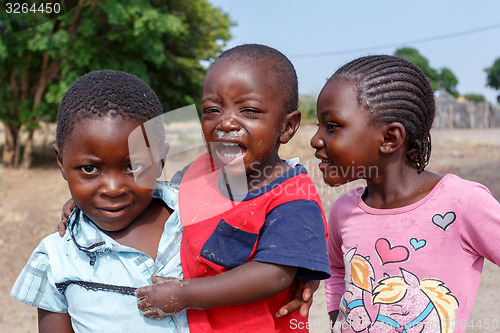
[[330, 55, 435, 172], [56, 70, 163, 153], [208, 43, 298, 114]]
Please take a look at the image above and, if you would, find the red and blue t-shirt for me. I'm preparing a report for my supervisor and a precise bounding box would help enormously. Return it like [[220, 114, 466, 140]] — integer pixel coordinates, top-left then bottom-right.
[[178, 153, 330, 332]]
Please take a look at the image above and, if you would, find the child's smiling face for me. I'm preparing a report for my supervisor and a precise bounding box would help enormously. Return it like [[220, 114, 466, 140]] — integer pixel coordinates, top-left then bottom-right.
[[201, 60, 293, 183], [55, 116, 164, 232], [311, 78, 384, 186]]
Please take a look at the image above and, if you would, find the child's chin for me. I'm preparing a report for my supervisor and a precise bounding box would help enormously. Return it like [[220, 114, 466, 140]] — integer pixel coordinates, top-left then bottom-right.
[[220, 165, 247, 178], [213, 157, 246, 176], [323, 174, 348, 187]]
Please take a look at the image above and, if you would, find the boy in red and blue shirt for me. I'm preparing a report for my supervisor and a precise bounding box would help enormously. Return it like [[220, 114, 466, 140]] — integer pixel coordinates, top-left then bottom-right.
[[136, 44, 330, 332]]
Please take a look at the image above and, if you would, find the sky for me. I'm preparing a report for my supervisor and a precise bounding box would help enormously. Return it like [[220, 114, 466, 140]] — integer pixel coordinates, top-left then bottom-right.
[[208, 0, 500, 104]]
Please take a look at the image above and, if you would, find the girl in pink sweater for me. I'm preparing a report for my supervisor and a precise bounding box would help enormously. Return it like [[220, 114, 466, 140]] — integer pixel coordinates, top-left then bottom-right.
[[311, 55, 500, 333]]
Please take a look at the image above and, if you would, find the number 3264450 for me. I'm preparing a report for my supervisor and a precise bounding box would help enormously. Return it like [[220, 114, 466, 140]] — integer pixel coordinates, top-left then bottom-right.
[[5, 2, 61, 14]]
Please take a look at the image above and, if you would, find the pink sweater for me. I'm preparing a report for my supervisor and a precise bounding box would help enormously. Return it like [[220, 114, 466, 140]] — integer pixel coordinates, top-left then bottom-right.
[[325, 174, 500, 333]]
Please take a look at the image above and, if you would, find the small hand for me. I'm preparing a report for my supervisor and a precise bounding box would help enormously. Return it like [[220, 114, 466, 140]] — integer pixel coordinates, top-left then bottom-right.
[[55, 198, 76, 237], [275, 279, 320, 318], [136, 276, 188, 320]]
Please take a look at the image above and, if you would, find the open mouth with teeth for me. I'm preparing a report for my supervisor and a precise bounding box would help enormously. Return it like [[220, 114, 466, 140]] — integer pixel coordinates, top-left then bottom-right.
[[213, 142, 247, 166]]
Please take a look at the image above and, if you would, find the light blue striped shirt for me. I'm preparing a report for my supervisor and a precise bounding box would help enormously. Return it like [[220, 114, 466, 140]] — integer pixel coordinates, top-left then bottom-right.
[[11, 182, 188, 333]]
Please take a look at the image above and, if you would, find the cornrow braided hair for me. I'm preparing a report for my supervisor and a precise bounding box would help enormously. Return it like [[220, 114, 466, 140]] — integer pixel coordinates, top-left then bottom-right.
[[330, 55, 435, 172]]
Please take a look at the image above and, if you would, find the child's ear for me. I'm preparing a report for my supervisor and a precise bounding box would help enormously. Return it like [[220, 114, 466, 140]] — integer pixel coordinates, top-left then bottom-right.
[[279, 110, 301, 144], [53, 143, 67, 180], [380, 122, 406, 154]]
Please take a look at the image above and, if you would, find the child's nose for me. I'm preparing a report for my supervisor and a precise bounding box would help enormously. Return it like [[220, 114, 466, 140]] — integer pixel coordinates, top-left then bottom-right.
[[310, 130, 324, 149], [99, 173, 128, 197], [218, 113, 240, 132]]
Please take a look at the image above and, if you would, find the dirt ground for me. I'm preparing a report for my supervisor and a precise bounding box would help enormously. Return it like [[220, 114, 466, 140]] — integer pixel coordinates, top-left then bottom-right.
[[1, 123, 499, 332]]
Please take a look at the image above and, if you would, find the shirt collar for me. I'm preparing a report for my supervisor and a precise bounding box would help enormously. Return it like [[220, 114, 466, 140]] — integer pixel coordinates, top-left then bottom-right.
[[217, 158, 307, 201], [67, 182, 179, 264]]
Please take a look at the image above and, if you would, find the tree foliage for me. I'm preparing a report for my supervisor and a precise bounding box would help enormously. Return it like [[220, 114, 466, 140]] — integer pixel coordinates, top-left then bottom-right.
[[0, 0, 233, 167], [485, 57, 500, 103], [462, 94, 486, 103], [438, 67, 458, 97], [394, 47, 459, 97], [298, 94, 317, 121]]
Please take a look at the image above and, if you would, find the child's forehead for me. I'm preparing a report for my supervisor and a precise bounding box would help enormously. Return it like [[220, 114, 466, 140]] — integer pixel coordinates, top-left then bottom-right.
[[67, 115, 163, 147], [71, 114, 138, 131], [204, 53, 297, 113], [210, 54, 281, 75], [205, 59, 283, 94], [320, 77, 359, 98], [208, 58, 262, 77]]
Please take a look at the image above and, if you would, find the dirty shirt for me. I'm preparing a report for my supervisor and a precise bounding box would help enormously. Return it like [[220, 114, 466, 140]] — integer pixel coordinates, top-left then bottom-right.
[[179, 152, 330, 332]]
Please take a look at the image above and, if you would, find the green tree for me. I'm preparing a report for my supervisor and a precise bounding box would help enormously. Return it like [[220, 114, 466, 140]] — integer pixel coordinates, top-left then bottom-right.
[[485, 57, 500, 103], [298, 94, 317, 121], [394, 47, 459, 96], [0, 0, 233, 168], [438, 67, 459, 98], [462, 94, 486, 103]]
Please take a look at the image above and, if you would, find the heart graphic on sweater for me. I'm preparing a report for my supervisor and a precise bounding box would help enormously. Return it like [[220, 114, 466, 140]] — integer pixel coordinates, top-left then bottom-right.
[[409, 238, 427, 250], [375, 238, 409, 265], [432, 211, 456, 231]]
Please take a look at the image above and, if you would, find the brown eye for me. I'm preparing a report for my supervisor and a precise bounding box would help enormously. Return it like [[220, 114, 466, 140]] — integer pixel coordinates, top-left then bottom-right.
[[202, 108, 219, 115], [80, 165, 98, 174], [242, 108, 260, 113], [326, 123, 339, 131]]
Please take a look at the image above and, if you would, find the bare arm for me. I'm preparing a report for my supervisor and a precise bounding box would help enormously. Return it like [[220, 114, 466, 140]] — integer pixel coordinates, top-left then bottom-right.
[[136, 261, 297, 318], [55, 199, 76, 237], [38, 309, 73, 333], [275, 279, 320, 318], [58, 198, 315, 318]]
